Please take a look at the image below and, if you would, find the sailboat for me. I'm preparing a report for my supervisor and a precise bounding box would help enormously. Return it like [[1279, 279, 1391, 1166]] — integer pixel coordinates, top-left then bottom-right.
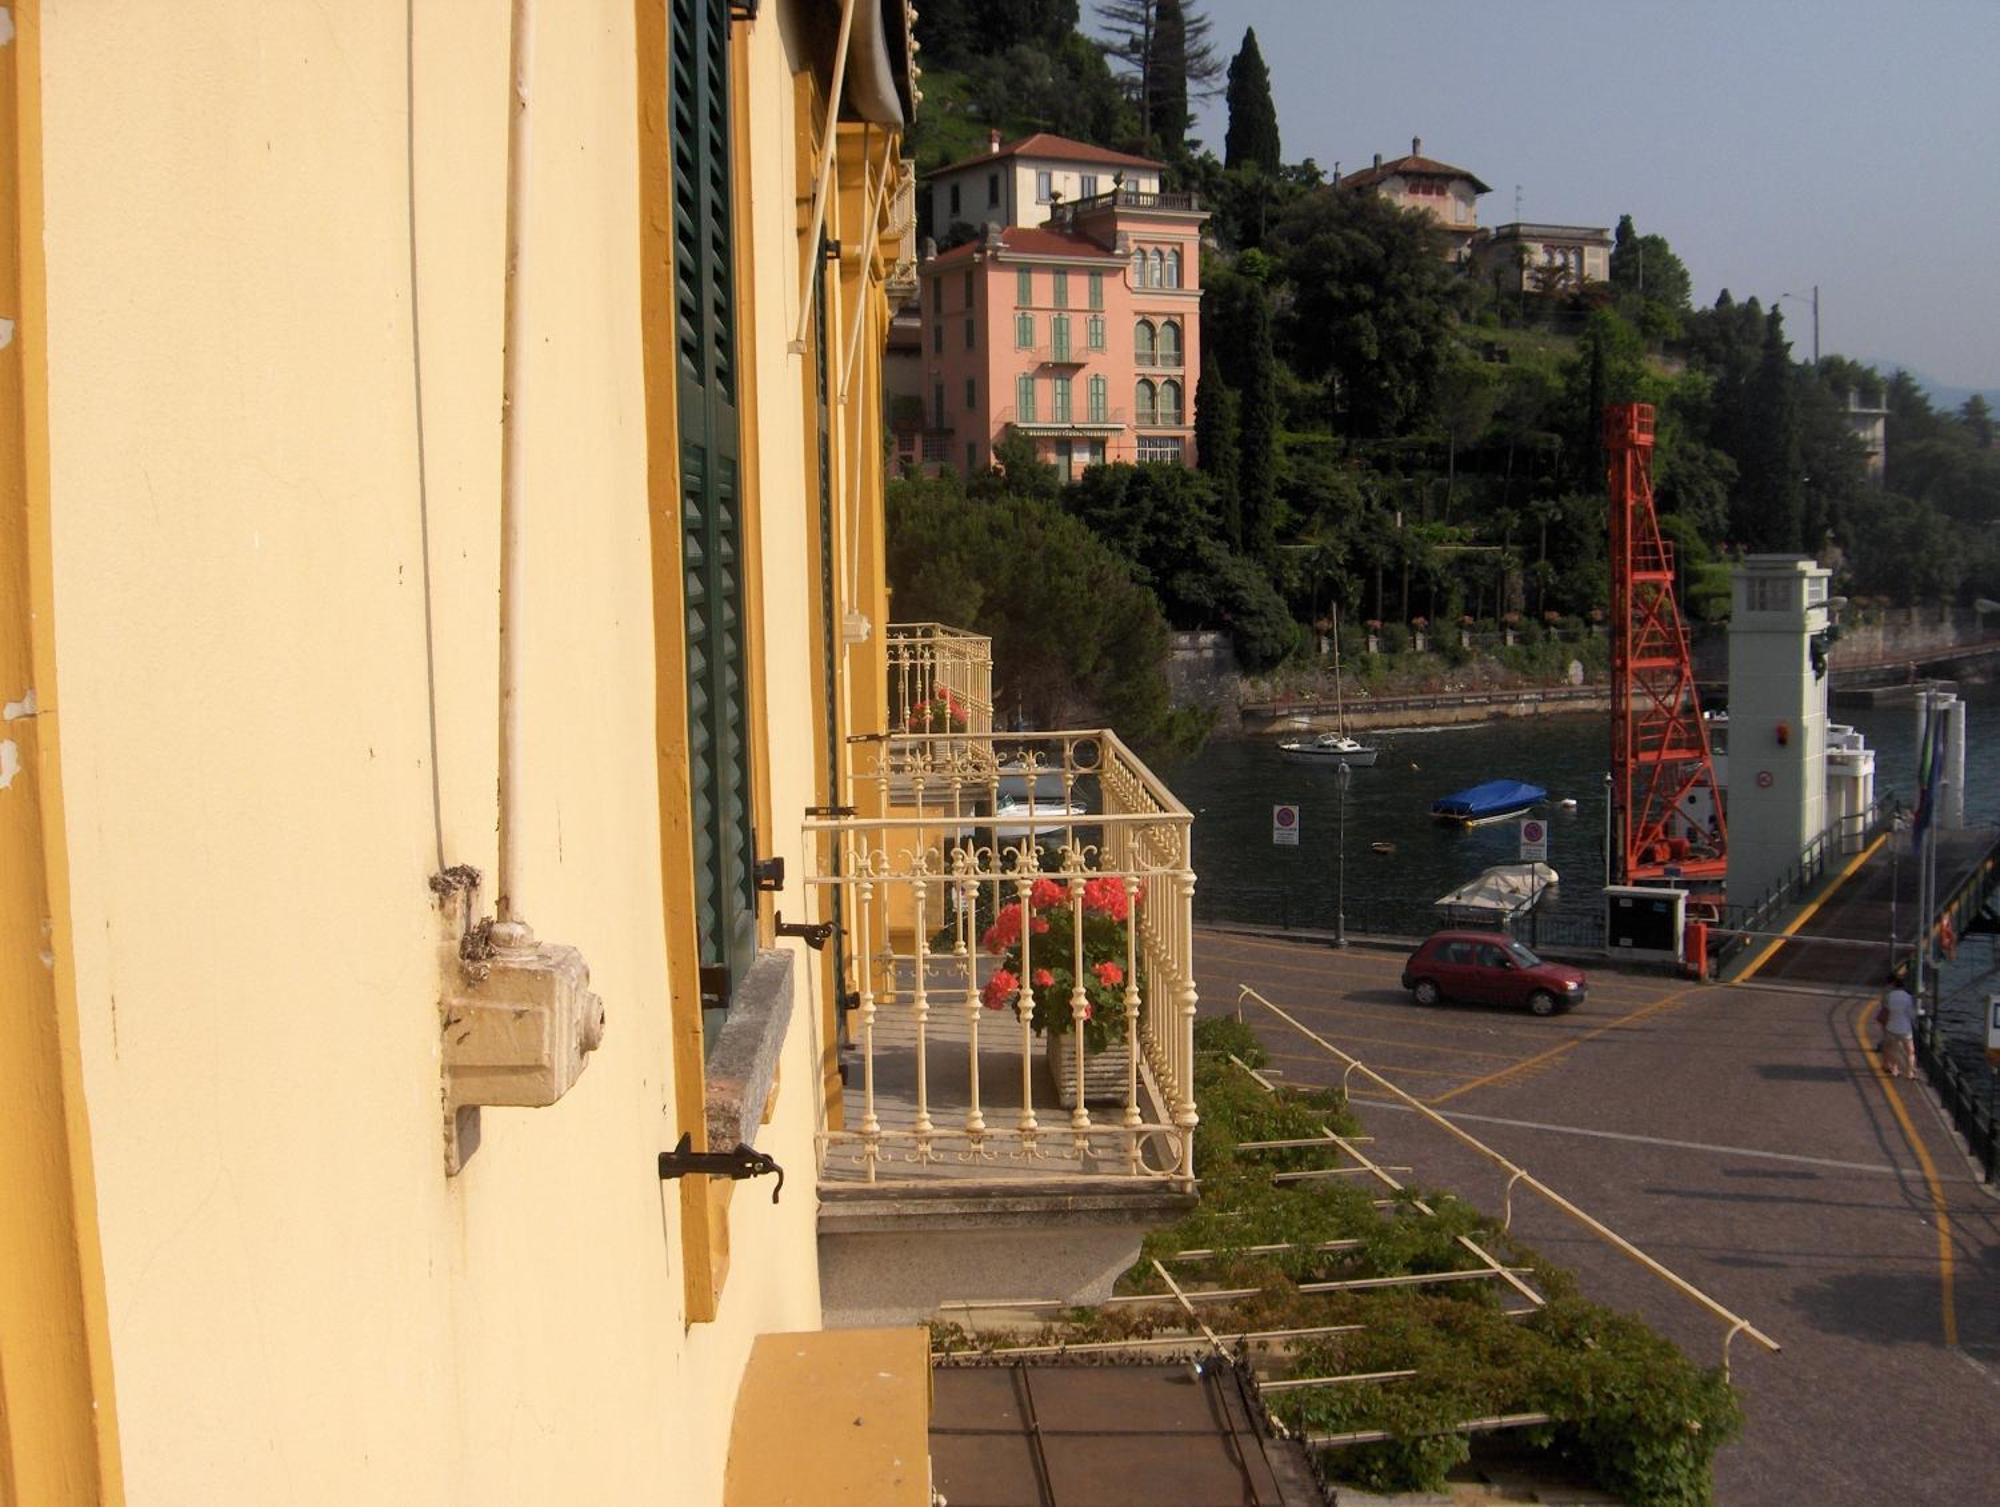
[[1278, 608, 1380, 766]]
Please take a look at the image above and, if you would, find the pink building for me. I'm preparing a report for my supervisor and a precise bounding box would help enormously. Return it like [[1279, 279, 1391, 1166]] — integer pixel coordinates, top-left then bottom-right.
[[915, 183, 1207, 481]]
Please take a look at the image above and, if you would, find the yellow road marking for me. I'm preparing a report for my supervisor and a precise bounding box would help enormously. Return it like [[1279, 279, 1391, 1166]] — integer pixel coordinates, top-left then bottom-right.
[[1427, 986, 1698, 1106], [1735, 833, 1887, 982], [1854, 999, 1958, 1347]]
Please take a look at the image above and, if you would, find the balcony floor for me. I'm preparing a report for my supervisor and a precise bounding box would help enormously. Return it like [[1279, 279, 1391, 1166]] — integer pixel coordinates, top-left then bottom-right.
[[823, 957, 1183, 1189]]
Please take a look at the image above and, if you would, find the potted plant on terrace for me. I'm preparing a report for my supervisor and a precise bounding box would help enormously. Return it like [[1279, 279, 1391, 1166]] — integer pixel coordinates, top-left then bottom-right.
[[978, 874, 1142, 1107], [907, 685, 968, 733]]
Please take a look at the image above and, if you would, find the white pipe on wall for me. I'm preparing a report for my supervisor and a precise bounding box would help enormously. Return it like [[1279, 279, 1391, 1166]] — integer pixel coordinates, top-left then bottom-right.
[[495, 0, 534, 926], [791, 0, 861, 353]]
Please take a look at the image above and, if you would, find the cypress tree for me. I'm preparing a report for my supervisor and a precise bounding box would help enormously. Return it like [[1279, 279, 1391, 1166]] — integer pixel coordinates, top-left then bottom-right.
[[1223, 28, 1279, 173], [1734, 310, 1805, 551], [1194, 348, 1242, 549], [1097, 1, 1223, 152], [1150, 0, 1190, 155], [1237, 284, 1278, 565]]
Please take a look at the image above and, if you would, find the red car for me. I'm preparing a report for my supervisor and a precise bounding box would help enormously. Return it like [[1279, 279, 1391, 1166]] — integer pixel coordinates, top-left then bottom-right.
[[1400, 930, 1588, 1016]]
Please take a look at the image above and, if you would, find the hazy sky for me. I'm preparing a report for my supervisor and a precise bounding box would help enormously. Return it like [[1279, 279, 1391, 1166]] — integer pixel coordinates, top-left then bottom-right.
[[1171, 0, 1999, 389]]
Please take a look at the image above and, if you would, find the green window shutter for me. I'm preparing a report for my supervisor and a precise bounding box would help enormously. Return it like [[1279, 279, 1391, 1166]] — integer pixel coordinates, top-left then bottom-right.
[[1089, 272, 1104, 310], [669, 0, 757, 1007], [1051, 315, 1069, 362], [1015, 313, 1033, 349], [1017, 375, 1036, 423], [1016, 268, 1032, 306]]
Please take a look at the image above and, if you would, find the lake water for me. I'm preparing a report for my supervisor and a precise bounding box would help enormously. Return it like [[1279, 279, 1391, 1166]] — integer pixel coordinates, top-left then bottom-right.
[[1167, 681, 2000, 1052]]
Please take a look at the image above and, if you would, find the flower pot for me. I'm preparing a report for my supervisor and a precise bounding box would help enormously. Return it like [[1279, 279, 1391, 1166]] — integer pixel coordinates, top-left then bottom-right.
[[1045, 1030, 1133, 1109]]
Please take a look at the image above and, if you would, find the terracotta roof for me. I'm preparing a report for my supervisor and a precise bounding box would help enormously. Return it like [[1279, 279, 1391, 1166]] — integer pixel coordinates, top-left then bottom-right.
[[926, 131, 1161, 180], [1341, 153, 1492, 195], [924, 225, 1123, 268]]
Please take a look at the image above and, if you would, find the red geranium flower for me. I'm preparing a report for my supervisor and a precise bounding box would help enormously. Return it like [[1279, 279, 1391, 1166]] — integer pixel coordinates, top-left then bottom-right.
[[1033, 968, 1055, 988], [980, 968, 1017, 1010], [1094, 960, 1124, 988]]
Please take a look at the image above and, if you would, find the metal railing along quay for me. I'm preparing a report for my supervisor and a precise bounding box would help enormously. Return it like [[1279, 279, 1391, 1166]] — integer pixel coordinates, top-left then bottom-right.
[[1242, 682, 1608, 727], [1196, 885, 1607, 952], [1710, 795, 1898, 973], [805, 728, 1199, 1186]]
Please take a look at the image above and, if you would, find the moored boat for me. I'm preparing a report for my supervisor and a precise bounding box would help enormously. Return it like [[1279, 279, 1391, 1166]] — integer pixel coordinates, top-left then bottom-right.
[[1431, 779, 1547, 827], [1275, 607, 1378, 766], [1277, 732, 1380, 766]]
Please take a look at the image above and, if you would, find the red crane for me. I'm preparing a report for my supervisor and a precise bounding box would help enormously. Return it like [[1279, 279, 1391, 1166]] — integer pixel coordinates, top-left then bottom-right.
[[1605, 403, 1727, 884]]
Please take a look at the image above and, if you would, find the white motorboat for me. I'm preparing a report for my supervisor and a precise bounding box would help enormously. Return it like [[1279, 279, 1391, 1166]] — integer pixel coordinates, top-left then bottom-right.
[[1277, 731, 1380, 767], [1276, 608, 1379, 767], [991, 798, 1088, 840]]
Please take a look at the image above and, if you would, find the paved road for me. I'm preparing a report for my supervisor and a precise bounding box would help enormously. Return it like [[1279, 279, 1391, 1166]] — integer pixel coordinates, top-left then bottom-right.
[[1197, 927, 2000, 1507]]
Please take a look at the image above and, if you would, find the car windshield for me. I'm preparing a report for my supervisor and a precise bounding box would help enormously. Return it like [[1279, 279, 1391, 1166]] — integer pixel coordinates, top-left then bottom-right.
[[1505, 940, 1542, 968]]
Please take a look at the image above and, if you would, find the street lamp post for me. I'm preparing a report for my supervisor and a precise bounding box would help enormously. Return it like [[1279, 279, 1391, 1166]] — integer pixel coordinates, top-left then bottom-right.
[[1335, 760, 1352, 948], [1779, 285, 1820, 369]]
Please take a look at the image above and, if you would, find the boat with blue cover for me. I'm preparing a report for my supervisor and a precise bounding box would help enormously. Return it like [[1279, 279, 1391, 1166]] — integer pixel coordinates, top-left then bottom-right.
[[1430, 779, 1547, 827]]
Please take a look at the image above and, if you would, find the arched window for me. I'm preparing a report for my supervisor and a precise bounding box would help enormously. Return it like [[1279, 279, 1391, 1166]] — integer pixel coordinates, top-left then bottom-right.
[[1159, 379, 1183, 425], [1131, 246, 1146, 287], [1149, 249, 1165, 288], [1134, 319, 1156, 366], [1135, 378, 1157, 425], [1166, 249, 1182, 289], [1157, 320, 1181, 367]]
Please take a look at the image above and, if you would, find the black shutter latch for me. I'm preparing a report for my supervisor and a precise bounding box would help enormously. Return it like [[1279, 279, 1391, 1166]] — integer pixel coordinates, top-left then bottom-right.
[[657, 1133, 783, 1202], [775, 914, 837, 950], [754, 856, 785, 892]]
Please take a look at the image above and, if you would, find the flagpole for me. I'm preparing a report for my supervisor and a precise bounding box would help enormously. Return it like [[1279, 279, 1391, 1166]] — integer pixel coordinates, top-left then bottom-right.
[[1913, 695, 1936, 1000]]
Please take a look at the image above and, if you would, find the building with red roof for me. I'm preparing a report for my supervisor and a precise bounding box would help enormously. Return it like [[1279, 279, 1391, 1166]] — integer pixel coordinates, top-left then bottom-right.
[[926, 130, 1167, 235], [899, 179, 1207, 480], [1339, 137, 1490, 258]]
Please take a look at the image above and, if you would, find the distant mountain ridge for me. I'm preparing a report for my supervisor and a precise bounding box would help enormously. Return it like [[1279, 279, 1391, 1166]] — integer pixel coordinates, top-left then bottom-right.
[[1861, 359, 1999, 413]]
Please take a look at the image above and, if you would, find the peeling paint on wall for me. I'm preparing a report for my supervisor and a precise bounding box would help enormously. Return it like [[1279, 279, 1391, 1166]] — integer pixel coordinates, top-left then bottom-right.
[[0, 739, 19, 790], [0, 9, 15, 48], [3, 688, 36, 720], [0, 317, 13, 351]]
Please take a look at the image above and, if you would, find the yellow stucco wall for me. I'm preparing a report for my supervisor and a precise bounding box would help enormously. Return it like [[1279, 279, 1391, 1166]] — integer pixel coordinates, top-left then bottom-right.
[[26, 1, 877, 1501]]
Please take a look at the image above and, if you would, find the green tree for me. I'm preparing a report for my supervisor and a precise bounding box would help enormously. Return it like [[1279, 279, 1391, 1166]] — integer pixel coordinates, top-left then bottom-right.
[[1193, 347, 1243, 549], [1061, 464, 1295, 669], [1962, 393, 1994, 450], [1096, 0, 1221, 153], [1607, 214, 1692, 312], [1732, 309, 1804, 551], [1432, 359, 1497, 519], [1235, 283, 1280, 563], [886, 475, 1202, 756], [1269, 186, 1459, 438], [1222, 28, 1280, 173]]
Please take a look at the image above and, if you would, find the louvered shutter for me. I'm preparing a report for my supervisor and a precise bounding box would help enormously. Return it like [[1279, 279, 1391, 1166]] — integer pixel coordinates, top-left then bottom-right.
[[669, 0, 756, 1006]]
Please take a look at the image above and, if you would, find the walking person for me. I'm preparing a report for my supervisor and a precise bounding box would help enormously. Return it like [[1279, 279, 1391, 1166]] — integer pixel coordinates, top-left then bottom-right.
[[1878, 974, 1917, 1080]]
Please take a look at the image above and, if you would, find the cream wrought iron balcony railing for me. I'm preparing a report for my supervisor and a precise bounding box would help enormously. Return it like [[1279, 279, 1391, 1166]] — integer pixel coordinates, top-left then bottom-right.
[[804, 729, 1198, 1188], [885, 622, 994, 738]]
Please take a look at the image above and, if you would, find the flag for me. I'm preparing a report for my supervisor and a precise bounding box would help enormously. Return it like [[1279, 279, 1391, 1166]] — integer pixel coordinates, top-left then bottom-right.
[[1912, 702, 1944, 849]]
